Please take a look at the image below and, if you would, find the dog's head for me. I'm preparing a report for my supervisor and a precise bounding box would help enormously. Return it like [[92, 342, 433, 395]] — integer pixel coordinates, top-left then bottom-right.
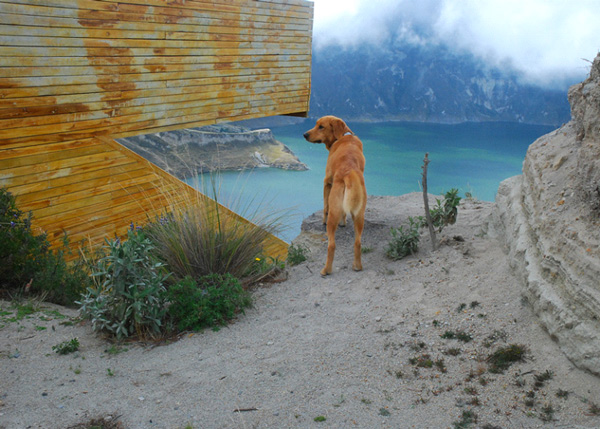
[[303, 116, 353, 149]]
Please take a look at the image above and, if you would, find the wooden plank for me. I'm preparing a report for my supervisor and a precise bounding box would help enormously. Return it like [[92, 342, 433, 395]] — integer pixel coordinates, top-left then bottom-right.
[[16, 169, 157, 205], [0, 35, 309, 52], [8, 162, 150, 196], [0, 3, 311, 30], [0, 85, 310, 128], [0, 78, 309, 112], [0, 13, 310, 39], [1, 153, 136, 187], [0, 98, 309, 142], [0, 140, 106, 169], [0, 24, 310, 45], [0, 52, 311, 69], [0, 65, 310, 92]]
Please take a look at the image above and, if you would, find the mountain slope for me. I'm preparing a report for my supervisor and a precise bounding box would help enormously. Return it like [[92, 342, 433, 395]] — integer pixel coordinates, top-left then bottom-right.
[[310, 44, 571, 125]]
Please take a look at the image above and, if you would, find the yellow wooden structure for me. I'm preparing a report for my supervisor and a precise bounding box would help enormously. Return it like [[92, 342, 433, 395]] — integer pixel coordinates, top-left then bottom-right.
[[0, 0, 313, 259]]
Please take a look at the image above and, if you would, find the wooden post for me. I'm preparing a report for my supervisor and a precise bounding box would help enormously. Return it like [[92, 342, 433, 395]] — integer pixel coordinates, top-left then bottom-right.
[[422, 153, 438, 251]]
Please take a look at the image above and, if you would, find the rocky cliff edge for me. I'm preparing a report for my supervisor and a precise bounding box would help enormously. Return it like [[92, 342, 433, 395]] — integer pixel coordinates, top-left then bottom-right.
[[493, 53, 600, 375]]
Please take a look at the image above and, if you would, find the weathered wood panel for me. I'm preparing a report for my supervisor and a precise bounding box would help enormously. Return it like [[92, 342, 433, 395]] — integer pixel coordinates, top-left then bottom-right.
[[0, 0, 314, 261]]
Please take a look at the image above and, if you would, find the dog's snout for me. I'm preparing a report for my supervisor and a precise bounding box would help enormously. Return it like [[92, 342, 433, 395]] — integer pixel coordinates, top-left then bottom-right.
[[303, 131, 310, 140]]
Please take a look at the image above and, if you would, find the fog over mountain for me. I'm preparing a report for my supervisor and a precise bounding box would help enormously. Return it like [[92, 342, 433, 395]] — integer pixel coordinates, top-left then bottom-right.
[[308, 0, 598, 125]]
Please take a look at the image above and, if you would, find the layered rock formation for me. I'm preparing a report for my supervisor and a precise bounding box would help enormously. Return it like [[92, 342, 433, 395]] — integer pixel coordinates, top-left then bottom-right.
[[493, 53, 600, 375], [118, 124, 307, 180]]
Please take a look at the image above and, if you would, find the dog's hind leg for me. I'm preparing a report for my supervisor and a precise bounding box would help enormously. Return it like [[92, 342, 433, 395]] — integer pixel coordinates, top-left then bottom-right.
[[322, 180, 331, 224], [351, 212, 364, 271], [321, 182, 344, 276]]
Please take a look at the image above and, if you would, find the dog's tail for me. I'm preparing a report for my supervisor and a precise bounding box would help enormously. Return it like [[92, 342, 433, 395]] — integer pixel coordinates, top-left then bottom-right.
[[342, 170, 367, 217]]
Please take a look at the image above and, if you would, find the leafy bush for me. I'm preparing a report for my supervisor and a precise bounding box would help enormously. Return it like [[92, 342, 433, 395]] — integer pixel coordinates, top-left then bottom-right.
[[165, 274, 252, 331], [0, 187, 90, 305], [386, 217, 420, 260], [52, 338, 80, 355], [78, 227, 170, 340], [426, 188, 462, 232], [287, 243, 308, 266]]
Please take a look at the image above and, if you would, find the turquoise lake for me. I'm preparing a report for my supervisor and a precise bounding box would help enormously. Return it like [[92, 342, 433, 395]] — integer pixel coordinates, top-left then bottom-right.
[[189, 120, 554, 242]]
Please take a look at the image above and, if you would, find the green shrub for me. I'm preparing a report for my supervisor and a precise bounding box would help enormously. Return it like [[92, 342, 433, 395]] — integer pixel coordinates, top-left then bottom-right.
[[487, 344, 527, 373], [287, 243, 308, 266], [426, 188, 462, 232], [0, 187, 90, 305], [165, 274, 252, 331], [77, 227, 170, 339], [52, 338, 80, 355], [386, 217, 420, 260]]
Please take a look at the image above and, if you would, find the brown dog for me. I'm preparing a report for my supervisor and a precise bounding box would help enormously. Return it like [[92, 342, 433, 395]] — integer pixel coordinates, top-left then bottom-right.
[[303, 116, 367, 276]]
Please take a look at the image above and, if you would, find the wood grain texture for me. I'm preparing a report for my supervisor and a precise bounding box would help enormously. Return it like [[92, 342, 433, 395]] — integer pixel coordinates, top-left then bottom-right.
[[0, 0, 313, 260]]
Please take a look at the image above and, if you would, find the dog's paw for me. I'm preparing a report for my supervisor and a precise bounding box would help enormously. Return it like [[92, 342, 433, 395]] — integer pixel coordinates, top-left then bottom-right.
[[352, 264, 363, 272], [320, 268, 331, 276]]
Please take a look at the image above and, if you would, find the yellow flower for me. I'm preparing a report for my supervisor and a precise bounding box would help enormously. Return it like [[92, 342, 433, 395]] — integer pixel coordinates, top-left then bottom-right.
[[255, 257, 261, 261]]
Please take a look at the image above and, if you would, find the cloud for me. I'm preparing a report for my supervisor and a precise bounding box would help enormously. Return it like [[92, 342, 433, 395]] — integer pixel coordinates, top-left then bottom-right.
[[313, 0, 599, 87]]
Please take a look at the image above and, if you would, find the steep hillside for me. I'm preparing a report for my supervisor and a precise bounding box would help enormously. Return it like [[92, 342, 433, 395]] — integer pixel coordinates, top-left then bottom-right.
[[493, 53, 600, 375], [310, 44, 571, 125]]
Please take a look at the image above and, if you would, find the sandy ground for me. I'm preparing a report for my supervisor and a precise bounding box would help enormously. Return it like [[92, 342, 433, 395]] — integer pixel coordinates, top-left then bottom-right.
[[1, 194, 600, 429]]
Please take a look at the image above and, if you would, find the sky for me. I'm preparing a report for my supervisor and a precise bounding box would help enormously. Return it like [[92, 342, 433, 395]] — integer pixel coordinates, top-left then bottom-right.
[[311, 0, 599, 88]]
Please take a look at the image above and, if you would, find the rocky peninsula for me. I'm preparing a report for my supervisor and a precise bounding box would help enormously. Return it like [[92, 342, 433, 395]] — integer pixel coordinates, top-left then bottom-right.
[[118, 124, 308, 180]]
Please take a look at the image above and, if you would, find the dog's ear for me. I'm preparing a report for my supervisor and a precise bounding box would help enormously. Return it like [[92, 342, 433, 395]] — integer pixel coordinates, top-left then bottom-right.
[[331, 117, 352, 141]]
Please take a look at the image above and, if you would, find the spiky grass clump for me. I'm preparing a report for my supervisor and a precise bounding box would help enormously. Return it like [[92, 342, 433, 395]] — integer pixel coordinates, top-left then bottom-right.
[[145, 177, 286, 285]]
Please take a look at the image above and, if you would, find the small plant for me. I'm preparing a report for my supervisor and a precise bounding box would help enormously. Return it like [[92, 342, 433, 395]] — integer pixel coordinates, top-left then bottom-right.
[[379, 408, 391, 416], [427, 188, 462, 233], [313, 416, 326, 422], [556, 389, 570, 399], [77, 227, 170, 340], [165, 274, 252, 332], [287, 243, 308, 266], [435, 359, 447, 373], [441, 330, 472, 343], [409, 353, 434, 368], [464, 386, 478, 395], [534, 370, 554, 388], [243, 255, 284, 284], [386, 217, 420, 260], [361, 398, 372, 405], [487, 344, 527, 373], [52, 338, 80, 355], [106, 368, 115, 377], [540, 403, 555, 422], [445, 347, 461, 356], [588, 401, 600, 415], [453, 409, 477, 429], [105, 344, 128, 355]]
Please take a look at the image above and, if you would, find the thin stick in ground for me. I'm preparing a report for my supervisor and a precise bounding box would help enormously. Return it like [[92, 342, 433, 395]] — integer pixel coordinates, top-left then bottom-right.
[[422, 153, 437, 251]]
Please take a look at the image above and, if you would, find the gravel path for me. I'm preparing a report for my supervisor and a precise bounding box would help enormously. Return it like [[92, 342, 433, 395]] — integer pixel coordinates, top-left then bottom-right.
[[2, 194, 600, 428]]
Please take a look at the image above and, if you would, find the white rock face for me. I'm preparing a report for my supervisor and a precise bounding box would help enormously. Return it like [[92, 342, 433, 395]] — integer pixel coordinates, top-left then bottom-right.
[[493, 53, 600, 375]]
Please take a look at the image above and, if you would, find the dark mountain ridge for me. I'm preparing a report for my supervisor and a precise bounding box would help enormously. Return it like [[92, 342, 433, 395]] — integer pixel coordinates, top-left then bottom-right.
[[309, 42, 573, 125]]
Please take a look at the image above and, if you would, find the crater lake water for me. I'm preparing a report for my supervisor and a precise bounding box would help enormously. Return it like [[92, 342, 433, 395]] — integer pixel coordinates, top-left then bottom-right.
[[189, 120, 554, 242]]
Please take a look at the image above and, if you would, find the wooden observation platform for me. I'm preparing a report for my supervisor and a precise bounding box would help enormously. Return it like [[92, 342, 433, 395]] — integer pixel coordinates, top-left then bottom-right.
[[0, 0, 313, 259]]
